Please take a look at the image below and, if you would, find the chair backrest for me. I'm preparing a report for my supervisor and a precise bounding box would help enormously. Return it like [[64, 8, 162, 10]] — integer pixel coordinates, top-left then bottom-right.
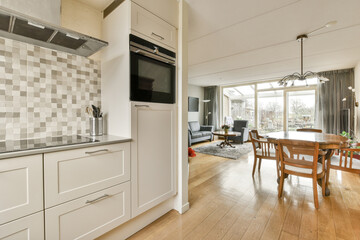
[[249, 130, 260, 148], [188, 121, 200, 132], [296, 128, 322, 133], [233, 120, 248, 131], [330, 143, 360, 174], [277, 139, 323, 176], [249, 130, 276, 158]]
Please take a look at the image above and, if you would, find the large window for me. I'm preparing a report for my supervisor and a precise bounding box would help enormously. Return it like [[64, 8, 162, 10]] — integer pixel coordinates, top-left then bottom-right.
[[222, 80, 317, 134], [258, 90, 283, 133], [287, 90, 316, 131]]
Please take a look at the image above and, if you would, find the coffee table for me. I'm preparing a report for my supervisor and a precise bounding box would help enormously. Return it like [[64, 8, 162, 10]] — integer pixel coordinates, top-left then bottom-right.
[[213, 131, 241, 148]]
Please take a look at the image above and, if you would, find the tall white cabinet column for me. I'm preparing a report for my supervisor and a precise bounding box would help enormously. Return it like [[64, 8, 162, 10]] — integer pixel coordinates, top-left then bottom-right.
[[131, 102, 177, 217]]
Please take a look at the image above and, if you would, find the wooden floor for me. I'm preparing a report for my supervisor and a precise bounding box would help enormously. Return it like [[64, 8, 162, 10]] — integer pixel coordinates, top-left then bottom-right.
[[129, 141, 360, 240]]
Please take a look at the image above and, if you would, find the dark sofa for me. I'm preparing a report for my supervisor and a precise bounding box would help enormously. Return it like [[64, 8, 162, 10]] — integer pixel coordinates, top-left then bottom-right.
[[228, 120, 249, 144], [188, 121, 214, 146]]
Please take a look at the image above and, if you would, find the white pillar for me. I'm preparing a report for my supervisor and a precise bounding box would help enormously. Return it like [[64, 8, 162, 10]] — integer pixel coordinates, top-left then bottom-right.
[[174, 0, 189, 214]]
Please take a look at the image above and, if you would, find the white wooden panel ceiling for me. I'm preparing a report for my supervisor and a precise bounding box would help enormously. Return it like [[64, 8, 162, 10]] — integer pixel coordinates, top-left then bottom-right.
[[186, 0, 360, 86]]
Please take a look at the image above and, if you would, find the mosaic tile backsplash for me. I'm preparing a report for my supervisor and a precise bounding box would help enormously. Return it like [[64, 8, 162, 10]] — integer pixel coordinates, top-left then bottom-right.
[[0, 37, 101, 141]]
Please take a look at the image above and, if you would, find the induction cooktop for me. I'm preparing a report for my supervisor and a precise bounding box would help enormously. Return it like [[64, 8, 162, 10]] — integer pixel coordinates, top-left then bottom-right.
[[0, 135, 99, 154]]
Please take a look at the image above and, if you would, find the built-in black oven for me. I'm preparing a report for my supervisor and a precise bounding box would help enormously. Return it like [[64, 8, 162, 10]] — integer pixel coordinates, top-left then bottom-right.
[[130, 34, 176, 104]]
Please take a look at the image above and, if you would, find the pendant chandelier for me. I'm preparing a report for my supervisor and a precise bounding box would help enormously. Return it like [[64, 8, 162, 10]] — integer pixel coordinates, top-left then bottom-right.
[[278, 21, 337, 87], [278, 35, 329, 86]]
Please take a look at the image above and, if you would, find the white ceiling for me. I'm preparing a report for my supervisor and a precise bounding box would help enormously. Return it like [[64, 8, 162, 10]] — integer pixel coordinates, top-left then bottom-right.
[[186, 0, 360, 86]]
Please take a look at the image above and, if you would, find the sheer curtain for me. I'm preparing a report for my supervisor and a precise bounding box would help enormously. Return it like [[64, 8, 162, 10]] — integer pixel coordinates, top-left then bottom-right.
[[315, 68, 354, 134], [204, 86, 219, 129]]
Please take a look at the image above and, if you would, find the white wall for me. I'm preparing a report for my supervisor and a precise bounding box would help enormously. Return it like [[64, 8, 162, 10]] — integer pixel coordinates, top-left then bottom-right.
[[0, 0, 61, 25], [61, 0, 103, 60], [188, 84, 204, 124], [354, 62, 360, 137], [101, 1, 131, 138]]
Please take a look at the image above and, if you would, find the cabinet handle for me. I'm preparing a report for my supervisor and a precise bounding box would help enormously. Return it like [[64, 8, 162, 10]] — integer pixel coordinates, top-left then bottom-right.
[[151, 32, 164, 40], [135, 104, 150, 108], [85, 149, 109, 154], [86, 194, 110, 204]]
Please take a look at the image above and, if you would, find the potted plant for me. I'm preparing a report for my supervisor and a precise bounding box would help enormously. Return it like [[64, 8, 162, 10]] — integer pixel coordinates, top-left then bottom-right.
[[221, 124, 230, 134], [340, 131, 360, 159]]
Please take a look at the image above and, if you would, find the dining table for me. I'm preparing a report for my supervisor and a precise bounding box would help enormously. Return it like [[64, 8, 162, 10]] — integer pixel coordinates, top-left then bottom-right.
[[265, 131, 349, 196]]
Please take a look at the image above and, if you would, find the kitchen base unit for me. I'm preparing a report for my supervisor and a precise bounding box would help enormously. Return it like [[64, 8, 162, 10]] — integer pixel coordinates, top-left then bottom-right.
[[0, 212, 44, 240], [0, 154, 43, 225], [45, 183, 131, 240], [44, 143, 130, 208]]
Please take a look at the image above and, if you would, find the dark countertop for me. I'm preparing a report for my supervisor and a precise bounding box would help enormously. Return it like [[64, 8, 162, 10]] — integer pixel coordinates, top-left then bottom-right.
[[0, 135, 131, 160]]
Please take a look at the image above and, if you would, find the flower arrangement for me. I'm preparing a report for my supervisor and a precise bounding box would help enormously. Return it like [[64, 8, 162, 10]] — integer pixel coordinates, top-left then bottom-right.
[[221, 124, 230, 130], [221, 124, 230, 134], [340, 131, 358, 144], [340, 131, 360, 158]]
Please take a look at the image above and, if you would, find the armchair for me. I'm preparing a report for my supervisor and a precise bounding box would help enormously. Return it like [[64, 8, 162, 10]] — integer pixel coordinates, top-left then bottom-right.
[[228, 120, 249, 144]]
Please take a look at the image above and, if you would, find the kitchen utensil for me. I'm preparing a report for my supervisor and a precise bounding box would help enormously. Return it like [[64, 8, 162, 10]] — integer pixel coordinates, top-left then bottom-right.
[[91, 105, 97, 117], [86, 106, 93, 117]]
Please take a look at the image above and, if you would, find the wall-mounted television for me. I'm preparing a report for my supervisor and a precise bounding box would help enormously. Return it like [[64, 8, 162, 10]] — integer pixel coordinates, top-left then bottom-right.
[[188, 97, 199, 112]]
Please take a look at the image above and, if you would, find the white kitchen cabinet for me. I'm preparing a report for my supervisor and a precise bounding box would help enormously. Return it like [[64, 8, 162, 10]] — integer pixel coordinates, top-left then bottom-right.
[[0, 212, 44, 240], [132, 0, 179, 28], [131, 102, 176, 217], [45, 182, 131, 240], [131, 2, 177, 50], [0, 155, 43, 225], [44, 143, 130, 208]]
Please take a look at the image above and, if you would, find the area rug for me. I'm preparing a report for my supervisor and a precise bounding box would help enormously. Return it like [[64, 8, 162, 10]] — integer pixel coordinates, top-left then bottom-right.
[[193, 142, 253, 160]]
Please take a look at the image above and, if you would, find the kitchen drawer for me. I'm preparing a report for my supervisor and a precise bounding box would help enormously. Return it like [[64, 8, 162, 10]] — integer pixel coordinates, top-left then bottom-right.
[[0, 212, 44, 240], [44, 143, 130, 208], [131, 2, 176, 49], [0, 154, 43, 225], [45, 182, 131, 240]]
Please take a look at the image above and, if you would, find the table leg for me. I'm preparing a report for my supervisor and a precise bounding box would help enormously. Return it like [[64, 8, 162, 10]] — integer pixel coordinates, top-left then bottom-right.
[[225, 136, 235, 148], [277, 173, 288, 184], [316, 149, 333, 196], [217, 136, 235, 148]]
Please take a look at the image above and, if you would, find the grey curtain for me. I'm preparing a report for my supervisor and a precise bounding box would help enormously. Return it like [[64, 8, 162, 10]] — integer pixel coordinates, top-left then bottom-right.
[[204, 86, 219, 129], [316, 68, 354, 135]]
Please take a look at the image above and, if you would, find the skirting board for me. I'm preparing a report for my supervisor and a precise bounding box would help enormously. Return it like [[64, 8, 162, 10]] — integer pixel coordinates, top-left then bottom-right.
[[178, 202, 190, 214], [96, 197, 176, 240]]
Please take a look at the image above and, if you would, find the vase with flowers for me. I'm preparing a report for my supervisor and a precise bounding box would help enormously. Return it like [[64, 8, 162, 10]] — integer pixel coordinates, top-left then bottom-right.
[[221, 124, 230, 134]]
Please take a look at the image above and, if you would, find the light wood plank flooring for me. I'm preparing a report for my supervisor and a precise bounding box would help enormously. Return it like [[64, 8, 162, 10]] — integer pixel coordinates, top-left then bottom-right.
[[128, 141, 360, 240]]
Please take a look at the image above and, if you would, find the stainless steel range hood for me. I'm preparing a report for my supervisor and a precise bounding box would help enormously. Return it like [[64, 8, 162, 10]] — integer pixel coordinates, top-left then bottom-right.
[[0, 6, 108, 57]]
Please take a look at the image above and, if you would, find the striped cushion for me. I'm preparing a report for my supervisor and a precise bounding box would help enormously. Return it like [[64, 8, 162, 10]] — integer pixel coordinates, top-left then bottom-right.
[[256, 148, 276, 158], [284, 162, 324, 174]]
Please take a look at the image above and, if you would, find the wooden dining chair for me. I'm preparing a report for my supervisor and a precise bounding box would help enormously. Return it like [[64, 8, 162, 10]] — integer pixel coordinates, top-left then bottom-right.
[[277, 139, 326, 209], [330, 143, 360, 174], [249, 130, 278, 177], [296, 128, 322, 133]]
